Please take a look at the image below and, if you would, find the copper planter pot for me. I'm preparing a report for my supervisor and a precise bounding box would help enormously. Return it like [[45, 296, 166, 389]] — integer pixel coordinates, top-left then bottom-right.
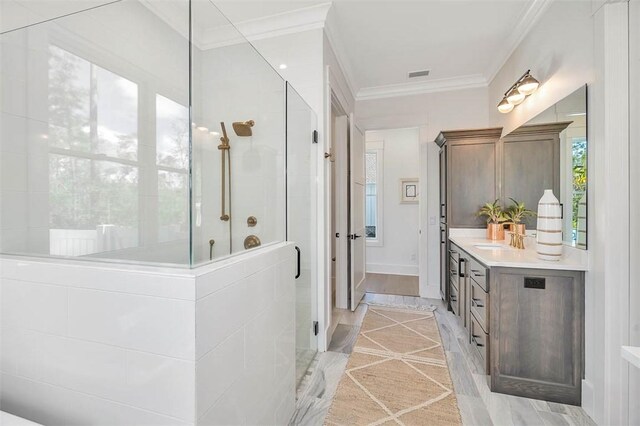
[[486, 223, 505, 241]]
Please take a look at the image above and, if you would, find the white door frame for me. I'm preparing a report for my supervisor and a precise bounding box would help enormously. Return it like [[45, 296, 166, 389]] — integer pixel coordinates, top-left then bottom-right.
[[349, 118, 366, 310], [333, 110, 349, 311], [320, 65, 354, 350]]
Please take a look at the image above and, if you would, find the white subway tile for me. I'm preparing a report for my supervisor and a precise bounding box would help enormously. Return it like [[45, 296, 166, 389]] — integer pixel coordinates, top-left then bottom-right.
[[0, 191, 28, 230], [1, 279, 67, 334], [195, 259, 246, 300], [125, 350, 195, 421], [195, 279, 247, 358], [196, 328, 243, 418], [0, 259, 196, 300], [1, 373, 193, 426], [198, 376, 246, 426], [0, 112, 27, 155], [68, 288, 195, 360]]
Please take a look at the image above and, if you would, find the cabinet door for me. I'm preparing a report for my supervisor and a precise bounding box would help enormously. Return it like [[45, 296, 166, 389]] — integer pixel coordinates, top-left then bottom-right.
[[502, 137, 559, 229], [440, 224, 448, 301], [490, 268, 584, 405], [449, 142, 497, 227], [439, 146, 447, 221]]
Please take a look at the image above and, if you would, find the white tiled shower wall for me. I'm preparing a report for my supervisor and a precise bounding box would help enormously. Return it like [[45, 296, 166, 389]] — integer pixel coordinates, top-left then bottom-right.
[[0, 242, 296, 425]]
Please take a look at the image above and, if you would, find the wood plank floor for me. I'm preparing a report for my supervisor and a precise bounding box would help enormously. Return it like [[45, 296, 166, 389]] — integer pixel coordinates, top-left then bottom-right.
[[291, 295, 597, 425], [364, 273, 419, 297]]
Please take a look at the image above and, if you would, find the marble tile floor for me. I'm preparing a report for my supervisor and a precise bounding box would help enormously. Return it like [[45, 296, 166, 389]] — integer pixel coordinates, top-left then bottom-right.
[[296, 348, 318, 387], [291, 294, 595, 425], [290, 304, 369, 425], [433, 298, 597, 426]]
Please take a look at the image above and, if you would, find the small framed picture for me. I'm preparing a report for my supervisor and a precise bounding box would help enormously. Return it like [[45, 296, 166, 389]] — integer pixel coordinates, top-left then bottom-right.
[[400, 178, 419, 203]]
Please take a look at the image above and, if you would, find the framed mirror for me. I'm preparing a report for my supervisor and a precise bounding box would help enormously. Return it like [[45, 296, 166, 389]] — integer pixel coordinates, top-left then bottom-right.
[[509, 86, 588, 249]]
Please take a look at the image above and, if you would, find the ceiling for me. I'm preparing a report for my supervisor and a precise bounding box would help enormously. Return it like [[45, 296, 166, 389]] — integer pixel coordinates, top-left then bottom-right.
[[1, 0, 541, 100], [214, 0, 541, 99]]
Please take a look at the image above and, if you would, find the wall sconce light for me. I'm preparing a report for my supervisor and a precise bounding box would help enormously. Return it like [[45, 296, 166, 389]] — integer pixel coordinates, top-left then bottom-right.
[[497, 69, 540, 114]]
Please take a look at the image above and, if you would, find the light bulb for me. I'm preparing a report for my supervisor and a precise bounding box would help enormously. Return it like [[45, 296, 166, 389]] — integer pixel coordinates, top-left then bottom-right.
[[506, 87, 525, 105], [517, 74, 540, 95], [497, 98, 514, 114]]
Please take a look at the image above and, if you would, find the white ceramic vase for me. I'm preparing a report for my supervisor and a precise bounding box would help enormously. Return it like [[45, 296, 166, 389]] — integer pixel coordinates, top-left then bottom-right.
[[536, 189, 563, 261]]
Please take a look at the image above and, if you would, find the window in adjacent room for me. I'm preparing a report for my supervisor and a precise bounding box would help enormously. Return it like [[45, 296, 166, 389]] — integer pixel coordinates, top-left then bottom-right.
[[365, 141, 383, 246]]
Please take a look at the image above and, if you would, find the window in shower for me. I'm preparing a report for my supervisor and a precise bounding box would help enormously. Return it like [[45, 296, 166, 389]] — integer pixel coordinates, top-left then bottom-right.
[[48, 46, 140, 256], [365, 141, 383, 246], [156, 94, 189, 244]]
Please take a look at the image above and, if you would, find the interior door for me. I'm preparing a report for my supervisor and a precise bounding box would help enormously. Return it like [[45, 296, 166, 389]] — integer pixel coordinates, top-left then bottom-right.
[[350, 116, 366, 310]]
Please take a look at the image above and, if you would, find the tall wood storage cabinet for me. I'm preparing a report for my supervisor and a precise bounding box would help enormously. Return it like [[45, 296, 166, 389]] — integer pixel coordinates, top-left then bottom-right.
[[435, 128, 502, 229], [501, 122, 570, 229]]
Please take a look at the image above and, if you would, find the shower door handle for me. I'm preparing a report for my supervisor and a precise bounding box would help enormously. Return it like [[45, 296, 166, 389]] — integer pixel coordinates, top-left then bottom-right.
[[295, 246, 301, 279]]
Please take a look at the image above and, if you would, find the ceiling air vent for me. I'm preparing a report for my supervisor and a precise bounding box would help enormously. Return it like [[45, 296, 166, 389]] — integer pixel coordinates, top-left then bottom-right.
[[408, 69, 430, 79]]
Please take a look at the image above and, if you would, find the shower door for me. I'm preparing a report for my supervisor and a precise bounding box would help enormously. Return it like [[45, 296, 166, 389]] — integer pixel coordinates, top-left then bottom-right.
[[286, 84, 318, 385]]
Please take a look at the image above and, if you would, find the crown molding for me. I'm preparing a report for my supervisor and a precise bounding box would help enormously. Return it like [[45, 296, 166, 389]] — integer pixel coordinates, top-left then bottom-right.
[[356, 74, 487, 101], [484, 0, 554, 85], [200, 2, 331, 49], [139, 1, 331, 50], [323, 8, 359, 102], [237, 2, 331, 41]]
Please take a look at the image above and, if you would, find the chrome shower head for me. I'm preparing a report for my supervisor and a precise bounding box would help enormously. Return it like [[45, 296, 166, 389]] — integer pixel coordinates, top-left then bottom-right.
[[232, 120, 254, 137]]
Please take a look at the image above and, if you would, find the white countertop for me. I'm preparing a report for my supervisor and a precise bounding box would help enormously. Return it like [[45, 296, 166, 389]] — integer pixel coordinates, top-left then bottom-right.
[[622, 346, 640, 370], [448, 236, 588, 271]]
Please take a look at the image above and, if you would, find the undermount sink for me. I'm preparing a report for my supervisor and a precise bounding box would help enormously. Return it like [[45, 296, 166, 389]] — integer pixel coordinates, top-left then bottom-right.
[[473, 243, 509, 250]]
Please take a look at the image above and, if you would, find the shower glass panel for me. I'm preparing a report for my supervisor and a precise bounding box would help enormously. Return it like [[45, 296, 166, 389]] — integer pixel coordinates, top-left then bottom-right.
[[286, 84, 318, 384], [189, 0, 286, 266], [0, 0, 191, 266], [0, 0, 288, 268]]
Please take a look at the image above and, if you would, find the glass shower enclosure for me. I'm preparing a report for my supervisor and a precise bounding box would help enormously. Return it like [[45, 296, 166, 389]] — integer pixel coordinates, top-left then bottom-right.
[[0, 0, 317, 384]]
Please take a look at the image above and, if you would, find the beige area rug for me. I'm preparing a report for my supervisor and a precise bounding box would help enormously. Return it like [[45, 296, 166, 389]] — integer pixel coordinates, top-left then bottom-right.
[[325, 306, 462, 426]]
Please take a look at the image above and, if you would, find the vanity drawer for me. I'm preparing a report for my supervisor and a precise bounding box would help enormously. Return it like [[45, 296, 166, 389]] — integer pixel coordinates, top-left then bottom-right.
[[450, 280, 460, 315], [471, 314, 490, 372], [449, 246, 460, 264], [470, 279, 489, 333], [469, 258, 488, 291], [449, 261, 459, 285]]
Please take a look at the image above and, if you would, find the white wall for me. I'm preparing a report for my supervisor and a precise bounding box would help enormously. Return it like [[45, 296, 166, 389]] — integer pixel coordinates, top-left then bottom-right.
[[251, 29, 324, 120], [0, 242, 296, 426], [365, 127, 419, 276], [487, 0, 594, 136], [194, 41, 286, 264], [194, 243, 296, 425], [629, 1, 640, 424], [356, 87, 489, 298], [487, 1, 632, 424], [0, 257, 197, 425]]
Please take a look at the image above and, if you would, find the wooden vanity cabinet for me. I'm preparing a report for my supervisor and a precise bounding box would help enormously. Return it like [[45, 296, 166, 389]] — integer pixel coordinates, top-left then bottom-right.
[[489, 267, 585, 406], [450, 245, 585, 406], [501, 122, 570, 229]]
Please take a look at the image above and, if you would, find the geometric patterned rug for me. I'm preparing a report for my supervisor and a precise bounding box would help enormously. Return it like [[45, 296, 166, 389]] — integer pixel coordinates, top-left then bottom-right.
[[324, 306, 462, 425]]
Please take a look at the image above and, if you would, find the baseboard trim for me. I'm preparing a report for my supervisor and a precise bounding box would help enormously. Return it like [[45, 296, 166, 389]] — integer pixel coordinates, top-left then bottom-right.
[[366, 263, 419, 276], [581, 379, 595, 421]]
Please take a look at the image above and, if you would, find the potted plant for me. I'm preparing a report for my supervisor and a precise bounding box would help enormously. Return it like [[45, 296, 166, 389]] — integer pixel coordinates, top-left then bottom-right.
[[505, 198, 536, 235], [477, 199, 509, 240]]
